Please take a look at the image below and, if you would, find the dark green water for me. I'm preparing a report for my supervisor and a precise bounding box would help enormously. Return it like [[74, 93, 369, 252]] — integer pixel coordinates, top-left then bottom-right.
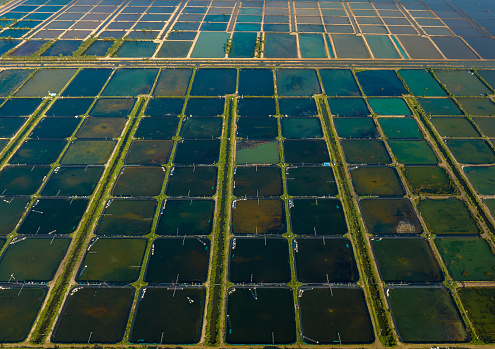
[[19, 198, 88, 235], [52, 287, 134, 343], [167, 166, 217, 197], [130, 287, 205, 344], [232, 199, 284, 235], [360, 198, 422, 235], [226, 287, 296, 344], [96, 199, 156, 236], [145, 237, 210, 283], [371, 237, 443, 282], [387, 287, 467, 343], [77, 237, 147, 282], [294, 237, 358, 283], [299, 287, 374, 344], [0, 237, 70, 282], [229, 237, 290, 283]]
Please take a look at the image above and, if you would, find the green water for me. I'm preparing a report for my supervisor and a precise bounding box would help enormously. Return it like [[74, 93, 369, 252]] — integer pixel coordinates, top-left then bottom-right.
[[0, 69, 33, 97], [371, 237, 443, 282], [18, 198, 88, 235], [283, 139, 329, 164], [457, 98, 495, 116], [154, 68, 192, 96], [459, 287, 495, 343], [378, 117, 422, 139], [0, 165, 50, 195], [281, 117, 322, 139], [434, 70, 491, 96], [113, 167, 165, 197], [236, 118, 278, 139], [299, 34, 327, 58], [279, 98, 317, 117], [299, 287, 374, 344], [366, 35, 400, 59], [42, 166, 103, 196], [102, 69, 158, 97], [295, 237, 358, 282], [264, 33, 298, 58], [0, 198, 30, 235], [167, 166, 217, 197], [76, 117, 126, 139], [52, 287, 134, 343], [403, 166, 457, 195], [130, 287, 205, 344], [368, 98, 411, 116], [341, 140, 391, 165], [145, 237, 210, 283], [276, 69, 321, 97], [15, 68, 77, 97], [286, 166, 337, 197], [61, 140, 116, 165], [387, 287, 467, 343], [115, 41, 157, 58], [78, 237, 147, 282], [236, 140, 279, 164], [234, 166, 282, 197], [388, 140, 438, 165], [190, 32, 230, 58], [328, 98, 369, 117], [10, 139, 65, 164], [350, 166, 405, 196], [0, 287, 47, 342], [232, 199, 284, 235], [0, 98, 42, 117], [464, 166, 495, 195], [181, 117, 223, 139], [435, 238, 495, 281], [417, 97, 463, 116], [229, 237, 290, 283], [334, 117, 378, 139], [360, 198, 422, 235], [226, 287, 296, 344], [431, 117, 480, 137], [417, 198, 480, 235], [125, 140, 173, 165], [0, 237, 70, 282], [96, 199, 156, 236], [398, 70, 446, 97], [290, 198, 347, 235], [446, 139, 495, 164], [90, 98, 136, 117], [473, 117, 495, 137], [320, 69, 360, 97], [156, 199, 214, 236]]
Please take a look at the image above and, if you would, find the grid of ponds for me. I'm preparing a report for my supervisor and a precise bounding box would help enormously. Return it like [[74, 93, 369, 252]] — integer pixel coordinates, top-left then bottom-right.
[[0, 66, 494, 346], [1, 0, 495, 59]]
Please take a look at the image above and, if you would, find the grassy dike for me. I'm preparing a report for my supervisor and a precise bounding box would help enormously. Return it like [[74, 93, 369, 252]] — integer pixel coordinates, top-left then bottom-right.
[[30, 97, 146, 344], [206, 96, 234, 345], [316, 96, 396, 346]]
